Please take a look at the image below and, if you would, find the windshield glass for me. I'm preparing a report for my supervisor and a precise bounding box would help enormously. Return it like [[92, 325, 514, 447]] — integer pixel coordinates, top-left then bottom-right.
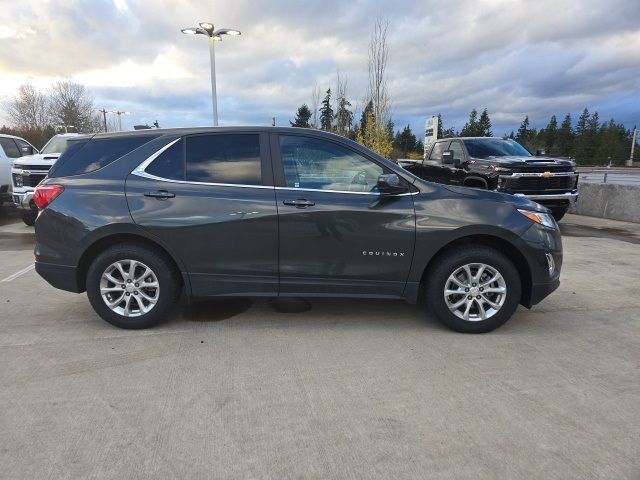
[[463, 138, 531, 158], [41, 136, 71, 154]]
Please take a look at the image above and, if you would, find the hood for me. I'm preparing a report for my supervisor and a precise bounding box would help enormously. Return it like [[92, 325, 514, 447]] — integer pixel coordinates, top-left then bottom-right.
[[12, 152, 61, 167], [471, 155, 574, 168], [441, 184, 549, 212]]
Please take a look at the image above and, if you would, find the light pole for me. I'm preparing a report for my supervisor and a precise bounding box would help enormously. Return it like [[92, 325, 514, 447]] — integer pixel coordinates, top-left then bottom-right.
[[181, 22, 241, 126]]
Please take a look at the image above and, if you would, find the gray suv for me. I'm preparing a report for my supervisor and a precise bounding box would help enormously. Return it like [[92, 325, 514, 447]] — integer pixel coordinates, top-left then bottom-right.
[[33, 127, 562, 333]]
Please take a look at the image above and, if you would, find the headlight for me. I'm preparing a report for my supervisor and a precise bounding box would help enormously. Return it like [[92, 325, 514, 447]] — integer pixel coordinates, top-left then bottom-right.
[[13, 173, 23, 188], [517, 209, 557, 229]]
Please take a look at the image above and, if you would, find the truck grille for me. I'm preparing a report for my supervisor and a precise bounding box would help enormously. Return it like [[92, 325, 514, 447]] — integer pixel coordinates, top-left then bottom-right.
[[507, 175, 574, 192], [13, 172, 47, 188], [18, 164, 51, 171]]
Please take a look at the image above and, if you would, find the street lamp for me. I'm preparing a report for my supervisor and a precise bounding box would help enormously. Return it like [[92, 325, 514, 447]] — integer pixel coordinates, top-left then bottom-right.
[[181, 22, 241, 126]]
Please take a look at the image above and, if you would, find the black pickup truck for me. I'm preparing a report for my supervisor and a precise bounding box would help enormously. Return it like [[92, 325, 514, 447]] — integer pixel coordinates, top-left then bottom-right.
[[400, 137, 579, 220]]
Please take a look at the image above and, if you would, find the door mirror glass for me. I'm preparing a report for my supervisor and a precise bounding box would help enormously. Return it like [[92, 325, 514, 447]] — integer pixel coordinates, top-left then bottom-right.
[[442, 150, 454, 164], [535, 148, 546, 156], [21, 146, 34, 156], [377, 174, 408, 195]]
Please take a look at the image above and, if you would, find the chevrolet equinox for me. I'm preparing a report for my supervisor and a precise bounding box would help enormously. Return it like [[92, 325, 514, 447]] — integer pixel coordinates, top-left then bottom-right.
[[33, 127, 562, 333]]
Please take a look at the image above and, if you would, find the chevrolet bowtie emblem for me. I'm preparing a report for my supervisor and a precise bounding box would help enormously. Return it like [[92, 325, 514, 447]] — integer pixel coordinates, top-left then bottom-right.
[[542, 171, 554, 178]]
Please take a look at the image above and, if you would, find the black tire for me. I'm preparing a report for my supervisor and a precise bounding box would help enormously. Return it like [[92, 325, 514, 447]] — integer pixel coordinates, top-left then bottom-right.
[[20, 210, 37, 226], [425, 246, 521, 333], [550, 208, 566, 222], [86, 243, 181, 329]]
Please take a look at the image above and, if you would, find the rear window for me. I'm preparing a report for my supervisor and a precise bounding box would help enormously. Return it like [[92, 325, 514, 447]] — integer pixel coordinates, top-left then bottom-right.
[[49, 135, 158, 177]]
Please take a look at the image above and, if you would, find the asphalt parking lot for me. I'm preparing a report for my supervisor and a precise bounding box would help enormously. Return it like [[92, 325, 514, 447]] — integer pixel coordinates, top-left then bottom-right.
[[0, 208, 638, 479]]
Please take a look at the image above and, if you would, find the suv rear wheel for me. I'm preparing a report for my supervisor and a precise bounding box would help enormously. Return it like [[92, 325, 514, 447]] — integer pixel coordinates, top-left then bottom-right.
[[426, 246, 521, 333], [86, 243, 181, 329]]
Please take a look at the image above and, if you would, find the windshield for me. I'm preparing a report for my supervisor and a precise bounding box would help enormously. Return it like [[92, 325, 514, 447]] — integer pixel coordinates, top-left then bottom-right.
[[463, 138, 531, 158], [41, 136, 71, 154]]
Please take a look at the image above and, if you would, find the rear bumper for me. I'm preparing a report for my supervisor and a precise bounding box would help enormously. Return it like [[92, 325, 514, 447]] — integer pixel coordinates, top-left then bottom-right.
[[35, 262, 83, 293]]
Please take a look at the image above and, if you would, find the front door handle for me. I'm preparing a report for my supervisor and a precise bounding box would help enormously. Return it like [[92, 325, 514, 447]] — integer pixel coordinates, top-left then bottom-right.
[[283, 198, 315, 208], [144, 190, 175, 200]]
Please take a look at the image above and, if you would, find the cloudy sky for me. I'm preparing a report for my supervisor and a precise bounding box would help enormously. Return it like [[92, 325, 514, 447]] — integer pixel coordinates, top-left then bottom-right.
[[1, 0, 639, 136]]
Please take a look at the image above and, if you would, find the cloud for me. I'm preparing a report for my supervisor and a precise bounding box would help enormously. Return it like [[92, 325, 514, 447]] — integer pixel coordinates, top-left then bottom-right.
[[0, 0, 639, 136]]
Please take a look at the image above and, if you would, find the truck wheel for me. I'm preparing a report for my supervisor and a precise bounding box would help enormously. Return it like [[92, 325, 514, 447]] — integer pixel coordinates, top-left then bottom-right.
[[550, 208, 566, 222], [425, 246, 521, 333], [86, 243, 181, 329], [20, 211, 38, 226]]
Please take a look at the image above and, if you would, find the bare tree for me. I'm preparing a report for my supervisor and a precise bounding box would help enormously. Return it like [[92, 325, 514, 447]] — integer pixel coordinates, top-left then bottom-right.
[[7, 84, 50, 131], [359, 18, 392, 157], [48, 81, 102, 133], [310, 83, 321, 129], [367, 18, 391, 125]]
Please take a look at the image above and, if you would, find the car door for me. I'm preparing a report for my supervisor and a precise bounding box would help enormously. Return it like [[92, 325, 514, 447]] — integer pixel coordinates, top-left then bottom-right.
[[272, 133, 416, 297], [126, 132, 279, 297]]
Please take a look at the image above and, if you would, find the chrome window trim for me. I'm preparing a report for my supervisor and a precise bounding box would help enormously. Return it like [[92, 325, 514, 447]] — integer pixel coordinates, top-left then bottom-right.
[[274, 186, 419, 196], [132, 138, 420, 195]]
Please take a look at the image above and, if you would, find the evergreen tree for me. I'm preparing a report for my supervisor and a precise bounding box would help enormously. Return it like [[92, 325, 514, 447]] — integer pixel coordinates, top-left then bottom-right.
[[477, 108, 493, 136], [334, 96, 353, 136], [460, 109, 479, 137], [573, 108, 600, 164], [442, 127, 457, 138], [556, 114, 573, 157], [436, 113, 444, 139], [319, 89, 334, 131], [290, 104, 312, 128], [393, 125, 418, 156], [543, 115, 558, 154]]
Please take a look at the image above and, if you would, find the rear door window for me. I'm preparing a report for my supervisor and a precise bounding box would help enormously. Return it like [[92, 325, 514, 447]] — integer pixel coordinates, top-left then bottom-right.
[[146, 140, 184, 181], [185, 134, 261, 185], [448, 141, 465, 162]]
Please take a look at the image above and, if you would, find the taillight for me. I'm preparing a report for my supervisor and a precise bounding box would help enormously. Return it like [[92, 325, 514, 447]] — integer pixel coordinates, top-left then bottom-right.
[[33, 184, 64, 209]]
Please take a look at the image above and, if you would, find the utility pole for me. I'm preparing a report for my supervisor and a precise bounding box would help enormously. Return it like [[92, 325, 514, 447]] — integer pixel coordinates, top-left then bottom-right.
[[629, 127, 637, 167], [98, 109, 108, 132]]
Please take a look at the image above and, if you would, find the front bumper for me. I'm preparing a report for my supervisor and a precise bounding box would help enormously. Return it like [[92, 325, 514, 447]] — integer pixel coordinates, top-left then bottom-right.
[[514, 191, 579, 203], [12, 191, 35, 211]]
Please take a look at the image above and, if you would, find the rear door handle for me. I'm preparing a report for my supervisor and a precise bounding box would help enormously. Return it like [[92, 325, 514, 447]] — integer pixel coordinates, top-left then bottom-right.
[[144, 190, 175, 200], [282, 198, 315, 208]]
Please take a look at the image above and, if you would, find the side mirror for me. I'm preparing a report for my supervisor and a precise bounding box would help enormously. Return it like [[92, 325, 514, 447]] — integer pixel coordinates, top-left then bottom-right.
[[442, 150, 461, 167], [535, 148, 546, 156], [21, 146, 35, 156], [377, 173, 409, 195]]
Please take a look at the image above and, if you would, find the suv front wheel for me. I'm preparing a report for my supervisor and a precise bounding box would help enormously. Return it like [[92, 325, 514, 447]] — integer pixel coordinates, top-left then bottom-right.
[[86, 243, 181, 329], [426, 246, 521, 333]]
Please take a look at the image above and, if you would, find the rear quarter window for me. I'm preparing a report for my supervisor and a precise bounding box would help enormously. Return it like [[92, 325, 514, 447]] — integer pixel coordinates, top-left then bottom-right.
[[49, 136, 158, 177]]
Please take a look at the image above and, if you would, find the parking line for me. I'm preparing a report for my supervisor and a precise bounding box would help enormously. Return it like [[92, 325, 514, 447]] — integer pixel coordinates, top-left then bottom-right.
[[1, 264, 35, 283]]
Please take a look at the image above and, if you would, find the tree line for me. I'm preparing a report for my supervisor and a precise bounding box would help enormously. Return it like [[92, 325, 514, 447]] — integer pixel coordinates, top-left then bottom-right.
[[289, 18, 424, 161], [437, 108, 638, 165], [1, 81, 103, 149]]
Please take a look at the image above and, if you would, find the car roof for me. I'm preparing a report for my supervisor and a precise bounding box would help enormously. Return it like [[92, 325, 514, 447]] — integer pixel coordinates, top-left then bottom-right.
[[0, 133, 26, 140]]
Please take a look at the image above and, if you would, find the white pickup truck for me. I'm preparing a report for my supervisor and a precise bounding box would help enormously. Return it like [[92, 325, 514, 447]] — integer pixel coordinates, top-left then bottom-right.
[[11, 133, 82, 225], [0, 134, 38, 207]]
